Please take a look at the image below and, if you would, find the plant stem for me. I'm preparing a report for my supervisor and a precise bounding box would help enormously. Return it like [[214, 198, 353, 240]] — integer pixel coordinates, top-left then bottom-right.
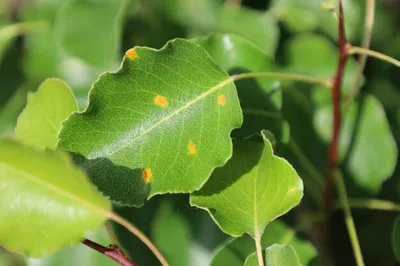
[[0, 21, 46, 38], [254, 234, 265, 266], [335, 198, 400, 212], [108, 212, 169, 266], [345, 0, 375, 106], [334, 170, 365, 266], [82, 239, 136, 266], [348, 46, 400, 68], [105, 221, 120, 246], [231, 72, 331, 87]]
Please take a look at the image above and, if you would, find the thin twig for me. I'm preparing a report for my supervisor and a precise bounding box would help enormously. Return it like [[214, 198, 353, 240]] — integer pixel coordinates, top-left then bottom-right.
[[105, 221, 120, 246], [82, 239, 136, 266], [334, 171, 365, 266], [108, 212, 170, 266], [348, 46, 400, 68], [335, 198, 400, 212], [345, 0, 376, 106]]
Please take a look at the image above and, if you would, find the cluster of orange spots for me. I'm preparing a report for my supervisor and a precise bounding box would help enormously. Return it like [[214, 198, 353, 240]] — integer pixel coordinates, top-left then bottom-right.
[[143, 168, 152, 183], [125, 48, 139, 60], [154, 95, 168, 108], [218, 95, 226, 106], [188, 140, 197, 156]]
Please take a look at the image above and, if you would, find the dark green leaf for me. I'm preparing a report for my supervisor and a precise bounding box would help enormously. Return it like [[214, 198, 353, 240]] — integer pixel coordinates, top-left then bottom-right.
[[392, 217, 400, 261], [58, 39, 243, 206]]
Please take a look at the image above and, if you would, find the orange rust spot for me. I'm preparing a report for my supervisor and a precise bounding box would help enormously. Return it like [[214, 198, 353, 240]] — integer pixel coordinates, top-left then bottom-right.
[[154, 95, 168, 108], [125, 48, 139, 60], [288, 187, 297, 193], [143, 168, 152, 183], [218, 95, 226, 106], [188, 140, 197, 156]]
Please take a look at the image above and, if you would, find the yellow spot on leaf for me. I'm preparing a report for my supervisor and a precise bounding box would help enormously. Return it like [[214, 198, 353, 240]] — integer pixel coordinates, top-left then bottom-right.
[[188, 140, 197, 156], [288, 187, 297, 193], [143, 168, 152, 183], [154, 95, 168, 108], [218, 95, 226, 106], [125, 48, 139, 60]]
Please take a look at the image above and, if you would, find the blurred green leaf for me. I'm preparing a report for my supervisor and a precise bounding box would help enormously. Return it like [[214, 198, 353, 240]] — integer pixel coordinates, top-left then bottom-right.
[[15, 78, 78, 150], [393, 217, 400, 261], [314, 95, 397, 193], [211, 220, 317, 266], [244, 244, 301, 266], [58, 39, 243, 206], [269, 0, 362, 41], [193, 33, 284, 141], [191, 134, 303, 237], [0, 139, 111, 257], [26, 227, 117, 266], [152, 201, 192, 266]]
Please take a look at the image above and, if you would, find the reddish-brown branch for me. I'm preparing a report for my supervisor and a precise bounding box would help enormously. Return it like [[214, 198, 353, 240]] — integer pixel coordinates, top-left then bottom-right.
[[324, 1, 350, 213], [82, 239, 136, 266]]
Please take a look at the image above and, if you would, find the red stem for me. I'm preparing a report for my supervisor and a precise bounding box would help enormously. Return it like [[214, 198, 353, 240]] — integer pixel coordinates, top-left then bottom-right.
[[324, 1, 350, 212], [82, 239, 136, 266]]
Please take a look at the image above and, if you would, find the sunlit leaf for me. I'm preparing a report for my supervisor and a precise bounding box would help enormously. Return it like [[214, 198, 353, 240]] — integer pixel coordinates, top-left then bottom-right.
[[193, 33, 285, 141], [211, 220, 317, 266], [58, 39, 243, 206], [190, 133, 303, 237], [0, 139, 111, 257], [244, 244, 301, 266], [314, 95, 397, 193], [15, 78, 78, 150]]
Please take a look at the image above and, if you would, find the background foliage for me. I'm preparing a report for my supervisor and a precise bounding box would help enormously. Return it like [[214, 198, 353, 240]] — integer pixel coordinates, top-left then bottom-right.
[[0, 0, 400, 265]]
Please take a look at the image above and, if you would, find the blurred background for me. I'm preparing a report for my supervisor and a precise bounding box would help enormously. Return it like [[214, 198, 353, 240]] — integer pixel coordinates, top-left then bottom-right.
[[0, 0, 400, 265]]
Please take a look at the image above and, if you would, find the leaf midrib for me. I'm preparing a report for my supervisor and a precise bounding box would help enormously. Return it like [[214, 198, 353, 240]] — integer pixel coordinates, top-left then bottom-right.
[[0, 162, 109, 218]]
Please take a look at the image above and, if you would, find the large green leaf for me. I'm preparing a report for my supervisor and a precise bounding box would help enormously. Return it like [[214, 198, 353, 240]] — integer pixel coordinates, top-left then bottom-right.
[[193, 33, 285, 140], [15, 78, 78, 150], [393, 217, 400, 261], [151, 201, 192, 266], [211, 220, 316, 266], [244, 244, 301, 266], [26, 228, 117, 266], [190, 133, 303, 237], [58, 39, 243, 206], [0, 139, 111, 257], [314, 95, 397, 193]]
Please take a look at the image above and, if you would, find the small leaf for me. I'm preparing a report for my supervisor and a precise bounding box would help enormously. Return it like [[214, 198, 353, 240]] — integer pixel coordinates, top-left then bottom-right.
[[15, 78, 78, 150], [58, 39, 243, 206], [314, 95, 398, 193], [193, 33, 285, 141], [151, 201, 192, 266], [244, 244, 301, 266], [190, 133, 303, 237], [211, 220, 317, 266], [393, 217, 400, 261], [0, 139, 111, 257]]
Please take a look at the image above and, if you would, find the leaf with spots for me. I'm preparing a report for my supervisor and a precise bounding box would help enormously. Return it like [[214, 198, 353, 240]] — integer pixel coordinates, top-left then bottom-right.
[[58, 39, 243, 207], [0, 139, 111, 257], [190, 132, 303, 237], [15, 78, 78, 150], [244, 244, 301, 266]]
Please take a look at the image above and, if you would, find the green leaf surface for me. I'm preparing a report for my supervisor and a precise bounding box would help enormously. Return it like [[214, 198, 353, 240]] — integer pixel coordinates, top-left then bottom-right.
[[0, 139, 111, 257], [26, 227, 117, 266], [15, 78, 78, 150], [244, 244, 301, 266], [314, 95, 397, 193], [58, 39, 243, 206], [393, 217, 400, 261], [193, 33, 284, 140], [211, 220, 317, 266], [151, 201, 192, 266], [190, 133, 303, 237], [269, 0, 361, 41]]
